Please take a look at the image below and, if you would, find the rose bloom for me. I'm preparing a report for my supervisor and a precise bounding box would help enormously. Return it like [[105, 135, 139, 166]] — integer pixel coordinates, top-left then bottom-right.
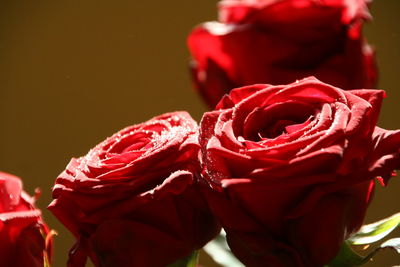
[[0, 171, 53, 267], [199, 77, 400, 267], [49, 112, 220, 267], [188, 0, 377, 108]]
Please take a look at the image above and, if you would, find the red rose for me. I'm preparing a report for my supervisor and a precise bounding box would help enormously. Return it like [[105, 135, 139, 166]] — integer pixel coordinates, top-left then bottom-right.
[[0, 171, 53, 267], [48, 112, 220, 267], [188, 0, 377, 108], [199, 77, 400, 267]]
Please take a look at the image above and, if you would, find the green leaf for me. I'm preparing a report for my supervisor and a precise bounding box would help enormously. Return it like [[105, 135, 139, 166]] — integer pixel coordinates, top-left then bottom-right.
[[203, 230, 244, 267], [167, 251, 199, 267], [381, 238, 400, 254], [348, 212, 400, 245]]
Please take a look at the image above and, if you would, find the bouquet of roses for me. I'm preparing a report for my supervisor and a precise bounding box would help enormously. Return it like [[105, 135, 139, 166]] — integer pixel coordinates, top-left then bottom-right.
[[2, 0, 400, 266]]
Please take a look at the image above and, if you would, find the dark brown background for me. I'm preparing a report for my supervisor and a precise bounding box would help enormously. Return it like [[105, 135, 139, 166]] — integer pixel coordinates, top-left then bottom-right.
[[0, 1, 399, 266]]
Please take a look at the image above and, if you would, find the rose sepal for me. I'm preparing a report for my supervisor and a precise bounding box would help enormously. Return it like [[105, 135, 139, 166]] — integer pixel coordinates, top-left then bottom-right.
[[349, 211, 400, 245], [326, 211, 400, 266]]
